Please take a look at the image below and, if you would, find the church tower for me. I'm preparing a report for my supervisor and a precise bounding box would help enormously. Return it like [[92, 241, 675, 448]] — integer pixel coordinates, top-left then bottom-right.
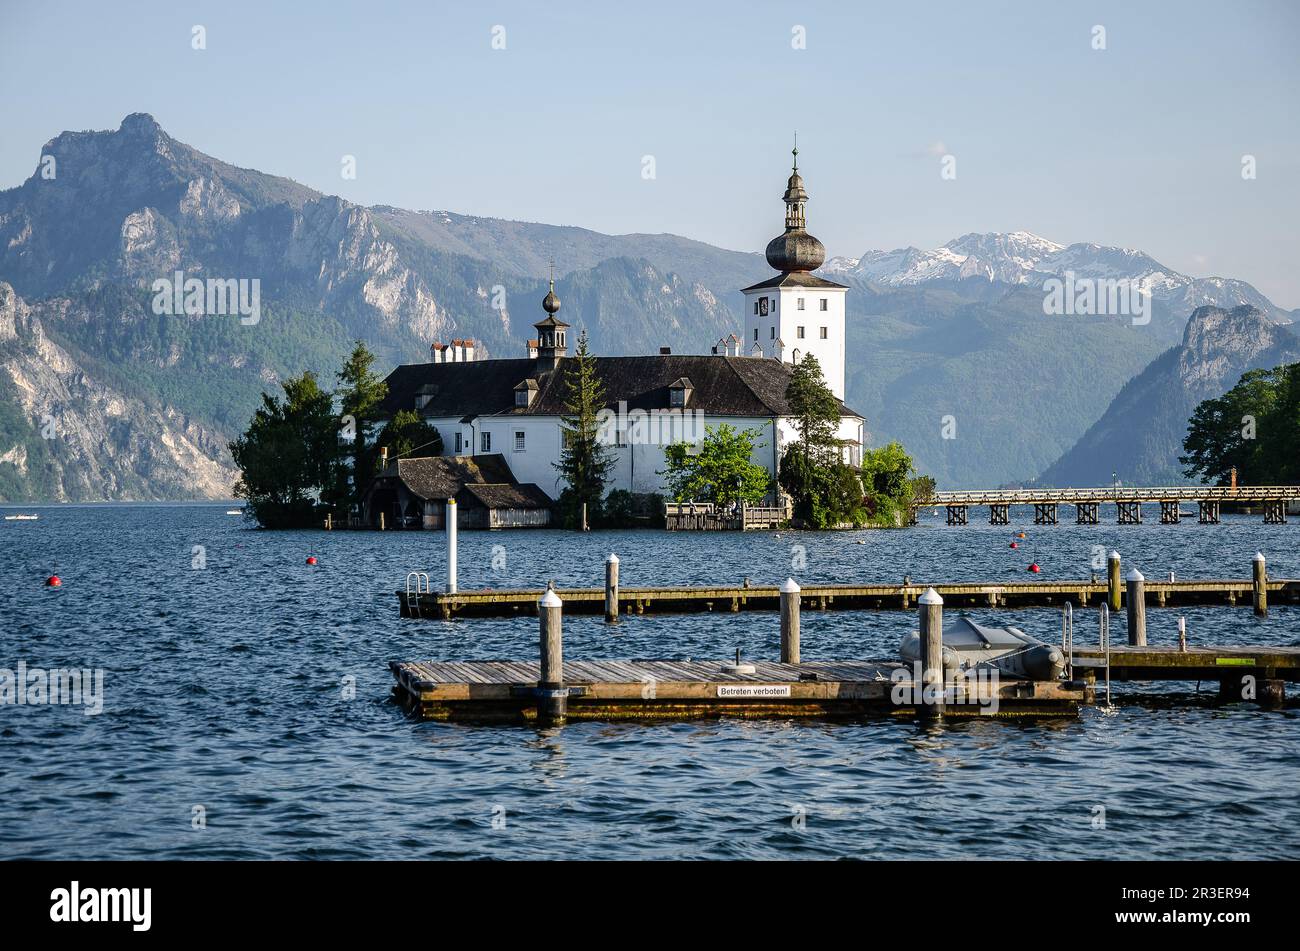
[[741, 145, 847, 399], [532, 276, 569, 372]]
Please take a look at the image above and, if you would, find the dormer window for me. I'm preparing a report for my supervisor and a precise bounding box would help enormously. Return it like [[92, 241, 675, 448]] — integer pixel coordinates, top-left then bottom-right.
[[414, 383, 437, 411], [514, 378, 539, 408], [669, 377, 694, 408]]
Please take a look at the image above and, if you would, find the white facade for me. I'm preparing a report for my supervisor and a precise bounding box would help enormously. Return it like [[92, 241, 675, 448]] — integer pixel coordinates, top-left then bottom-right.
[[412, 410, 863, 498], [742, 284, 847, 400]]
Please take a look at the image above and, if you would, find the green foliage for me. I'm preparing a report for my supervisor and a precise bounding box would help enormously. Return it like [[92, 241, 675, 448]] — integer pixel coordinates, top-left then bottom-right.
[[376, 410, 442, 463], [779, 353, 864, 527], [229, 371, 342, 528], [335, 340, 389, 502], [601, 489, 636, 528], [554, 329, 613, 527], [859, 441, 921, 527], [660, 424, 771, 505], [1181, 363, 1300, 485]]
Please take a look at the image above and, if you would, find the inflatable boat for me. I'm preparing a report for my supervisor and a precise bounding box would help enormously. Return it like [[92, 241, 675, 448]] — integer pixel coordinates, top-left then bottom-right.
[[900, 615, 1066, 681]]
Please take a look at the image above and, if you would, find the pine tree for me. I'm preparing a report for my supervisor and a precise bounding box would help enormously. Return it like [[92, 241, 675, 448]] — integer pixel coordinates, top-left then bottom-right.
[[554, 329, 613, 526], [335, 341, 388, 504]]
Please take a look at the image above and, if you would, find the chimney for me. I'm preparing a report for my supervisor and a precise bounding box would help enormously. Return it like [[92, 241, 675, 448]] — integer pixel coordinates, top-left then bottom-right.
[[379, 446, 389, 470]]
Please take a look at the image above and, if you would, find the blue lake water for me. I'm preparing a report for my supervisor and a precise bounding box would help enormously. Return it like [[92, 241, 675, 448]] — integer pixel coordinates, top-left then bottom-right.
[[1, 503, 1297, 859]]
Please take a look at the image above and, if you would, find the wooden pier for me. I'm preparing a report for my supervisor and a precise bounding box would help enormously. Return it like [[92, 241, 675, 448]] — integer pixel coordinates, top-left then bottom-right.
[[401, 576, 1299, 619], [389, 657, 1088, 721], [663, 501, 790, 531]]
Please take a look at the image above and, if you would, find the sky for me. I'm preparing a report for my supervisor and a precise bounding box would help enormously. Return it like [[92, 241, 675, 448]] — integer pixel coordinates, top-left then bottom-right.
[[2, 0, 1298, 307]]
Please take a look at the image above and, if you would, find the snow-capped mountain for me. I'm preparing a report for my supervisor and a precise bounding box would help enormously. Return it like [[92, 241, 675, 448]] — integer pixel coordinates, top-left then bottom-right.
[[822, 231, 1289, 324]]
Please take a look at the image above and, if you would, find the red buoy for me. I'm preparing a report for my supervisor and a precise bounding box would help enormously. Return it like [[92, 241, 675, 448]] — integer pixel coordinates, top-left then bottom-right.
[[1009, 541, 1019, 549], [1027, 563, 1041, 573], [46, 575, 62, 587], [306, 556, 318, 565]]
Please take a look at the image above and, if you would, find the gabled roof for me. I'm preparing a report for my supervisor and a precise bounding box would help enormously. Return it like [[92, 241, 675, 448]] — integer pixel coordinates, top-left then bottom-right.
[[459, 482, 554, 509], [386, 454, 518, 501], [741, 272, 848, 291], [378, 355, 863, 420]]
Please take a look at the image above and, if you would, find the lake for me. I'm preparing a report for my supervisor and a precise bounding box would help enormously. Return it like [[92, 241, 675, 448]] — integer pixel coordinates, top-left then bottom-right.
[[1, 504, 1297, 859]]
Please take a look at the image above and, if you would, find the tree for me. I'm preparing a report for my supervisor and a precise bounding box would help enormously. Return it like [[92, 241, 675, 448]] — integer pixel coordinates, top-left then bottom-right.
[[554, 329, 613, 527], [859, 441, 920, 526], [229, 371, 341, 528], [661, 424, 771, 505], [335, 341, 388, 503], [375, 410, 442, 463], [779, 353, 862, 527], [1182, 363, 1300, 485]]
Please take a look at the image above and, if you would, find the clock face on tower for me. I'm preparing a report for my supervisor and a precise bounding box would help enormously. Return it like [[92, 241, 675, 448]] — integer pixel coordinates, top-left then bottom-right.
[[758, 297, 769, 316]]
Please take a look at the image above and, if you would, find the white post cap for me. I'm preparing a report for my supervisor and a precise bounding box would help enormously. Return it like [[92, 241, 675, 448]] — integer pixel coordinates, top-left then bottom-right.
[[540, 585, 562, 608], [1126, 568, 1144, 582], [919, 586, 943, 605], [1109, 550, 1120, 561], [1254, 551, 1266, 563], [781, 577, 800, 594], [607, 553, 619, 564]]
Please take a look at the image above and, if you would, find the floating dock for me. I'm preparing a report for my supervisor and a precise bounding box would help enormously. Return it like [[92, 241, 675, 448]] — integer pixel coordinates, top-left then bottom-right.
[[400, 577, 1299, 619], [390, 658, 1088, 721]]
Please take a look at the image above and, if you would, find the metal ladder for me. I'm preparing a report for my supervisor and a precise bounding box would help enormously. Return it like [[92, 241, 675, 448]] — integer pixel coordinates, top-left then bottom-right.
[[1061, 602, 1073, 681], [1098, 603, 1112, 707], [405, 571, 430, 619]]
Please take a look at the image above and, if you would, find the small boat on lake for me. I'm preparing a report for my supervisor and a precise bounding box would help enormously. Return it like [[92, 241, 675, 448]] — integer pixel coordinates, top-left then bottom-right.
[[225, 509, 243, 516], [4, 514, 39, 521], [900, 615, 1066, 681]]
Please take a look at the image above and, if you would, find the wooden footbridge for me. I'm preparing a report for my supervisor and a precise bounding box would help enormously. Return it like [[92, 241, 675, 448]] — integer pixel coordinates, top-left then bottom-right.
[[925, 485, 1300, 526]]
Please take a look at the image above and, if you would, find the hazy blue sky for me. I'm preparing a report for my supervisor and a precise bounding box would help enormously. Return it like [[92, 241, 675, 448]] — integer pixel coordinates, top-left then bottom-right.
[[3, 0, 1298, 306]]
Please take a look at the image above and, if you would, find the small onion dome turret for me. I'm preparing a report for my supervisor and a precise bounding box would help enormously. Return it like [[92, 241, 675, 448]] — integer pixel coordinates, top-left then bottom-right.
[[542, 278, 561, 315], [764, 145, 825, 273]]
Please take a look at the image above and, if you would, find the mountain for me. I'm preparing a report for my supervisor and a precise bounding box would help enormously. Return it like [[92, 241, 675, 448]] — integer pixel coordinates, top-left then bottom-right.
[[824, 231, 1292, 340], [1038, 305, 1300, 487], [0, 114, 1293, 498]]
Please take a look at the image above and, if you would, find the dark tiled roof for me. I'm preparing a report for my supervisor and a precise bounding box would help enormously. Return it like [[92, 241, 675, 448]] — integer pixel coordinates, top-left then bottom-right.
[[459, 482, 554, 509], [379, 355, 862, 419], [389, 454, 517, 500], [741, 272, 848, 291]]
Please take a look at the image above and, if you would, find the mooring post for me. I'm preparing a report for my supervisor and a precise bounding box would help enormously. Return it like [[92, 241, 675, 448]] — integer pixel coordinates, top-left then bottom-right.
[[1107, 550, 1122, 612], [538, 583, 566, 725], [581, 502, 588, 532], [780, 577, 801, 664], [1126, 568, 1146, 646], [918, 587, 944, 720], [1178, 615, 1187, 651], [604, 553, 620, 623], [445, 498, 457, 594], [1252, 552, 1267, 618]]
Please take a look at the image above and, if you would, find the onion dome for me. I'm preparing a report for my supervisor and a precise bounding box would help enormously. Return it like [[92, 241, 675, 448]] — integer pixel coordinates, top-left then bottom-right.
[[764, 144, 826, 273], [542, 277, 561, 315]]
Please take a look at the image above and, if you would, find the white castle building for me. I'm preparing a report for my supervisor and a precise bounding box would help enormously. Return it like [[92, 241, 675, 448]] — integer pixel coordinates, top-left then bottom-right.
[[367, 150, 863, 524]]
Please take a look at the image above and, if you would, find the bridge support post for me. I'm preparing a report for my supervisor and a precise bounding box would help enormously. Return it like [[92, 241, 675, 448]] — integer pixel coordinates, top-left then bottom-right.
[[945, 505, 968, 526], [1107, 550, 1122, 612], [988, 503, 1009, 526], [1117, 501, 1142, 525], [1264, 500, 1287, 524], [1160, 500, 1180, 524], [1198, 500, 1219, 524], [1033, 502, 1057, 525], [1126, 568, 1146, 646], [1253, 552, 1267, 618], [1076, 502, 1098, 524]]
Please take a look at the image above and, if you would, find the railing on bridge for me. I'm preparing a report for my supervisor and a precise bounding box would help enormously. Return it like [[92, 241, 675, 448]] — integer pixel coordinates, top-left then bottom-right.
[[920, 485, 1299, 526]]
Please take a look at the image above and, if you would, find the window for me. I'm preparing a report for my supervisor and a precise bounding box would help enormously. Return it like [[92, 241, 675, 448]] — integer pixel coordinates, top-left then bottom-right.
[[515, 390, 528, 407], [481, 431, 491, 453], [753, 328, 759, 342], [514, 431, 525, 452], [615, 429, 627, 447], [820, 326, 828, 339], [819, 298, 828, 311], [753, 301, 759, 315], [796, 326, 805, 339], [797, 298, 805, 311], [770, 326, 775, 339], [454, 432, 462, 453]]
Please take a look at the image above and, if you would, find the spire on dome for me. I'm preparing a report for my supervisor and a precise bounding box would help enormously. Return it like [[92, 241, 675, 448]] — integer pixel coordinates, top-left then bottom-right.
[[765, 138, 825, 273]]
